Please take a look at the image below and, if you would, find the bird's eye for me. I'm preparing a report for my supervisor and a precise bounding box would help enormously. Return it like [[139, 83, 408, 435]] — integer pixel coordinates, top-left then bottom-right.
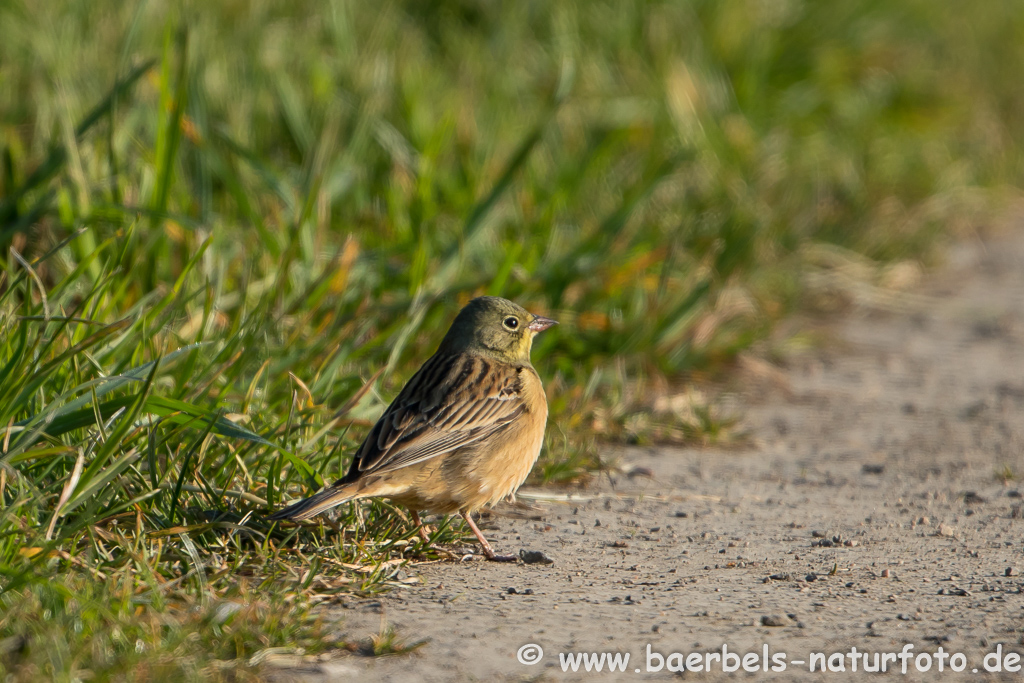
[[502, 316, 520, 330]]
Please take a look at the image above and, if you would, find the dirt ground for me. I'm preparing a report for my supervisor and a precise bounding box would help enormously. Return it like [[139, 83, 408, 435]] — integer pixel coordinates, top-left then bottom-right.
[[269, 232, 1024, 681]]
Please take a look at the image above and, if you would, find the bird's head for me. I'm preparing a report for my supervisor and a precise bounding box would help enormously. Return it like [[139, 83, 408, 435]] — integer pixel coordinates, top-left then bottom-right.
[[439, 296, 557, 363]]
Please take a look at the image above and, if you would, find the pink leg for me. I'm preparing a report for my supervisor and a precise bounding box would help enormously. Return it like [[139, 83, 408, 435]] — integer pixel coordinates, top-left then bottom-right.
[[461, 511, 516, 562], [410, 510, 432, 543], [409, 510, 460, 559]]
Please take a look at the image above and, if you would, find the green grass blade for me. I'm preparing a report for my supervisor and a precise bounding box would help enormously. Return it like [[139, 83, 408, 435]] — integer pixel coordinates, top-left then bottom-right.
[[0, 59, 156, 226]]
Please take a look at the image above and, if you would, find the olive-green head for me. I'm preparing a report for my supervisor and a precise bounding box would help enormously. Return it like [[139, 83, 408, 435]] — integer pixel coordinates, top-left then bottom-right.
[[439, 296, 557, 362]]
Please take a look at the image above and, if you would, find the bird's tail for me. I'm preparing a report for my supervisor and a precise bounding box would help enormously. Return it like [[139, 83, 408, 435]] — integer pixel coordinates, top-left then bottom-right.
[[267, 485, 357, 522]]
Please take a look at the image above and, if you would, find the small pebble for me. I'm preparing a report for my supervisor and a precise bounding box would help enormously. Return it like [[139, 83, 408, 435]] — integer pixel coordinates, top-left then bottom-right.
[[805, 573, 818, 582], [761, 615, 789, 627], [937, 523, 956, 538], [1006, 567, 1018, 577], [881, 569, 890, 578], [519, 550, 554, 565]]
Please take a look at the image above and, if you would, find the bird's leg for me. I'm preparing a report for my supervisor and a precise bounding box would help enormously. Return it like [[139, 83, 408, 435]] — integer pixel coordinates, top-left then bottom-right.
[[461, 511, 517, 562], [410, 510, 431, 543], [408, 510, 458, 559]]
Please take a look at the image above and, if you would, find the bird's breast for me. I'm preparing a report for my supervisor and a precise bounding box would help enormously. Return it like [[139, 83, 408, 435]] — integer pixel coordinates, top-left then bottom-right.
[[443, 366, 548, 510]]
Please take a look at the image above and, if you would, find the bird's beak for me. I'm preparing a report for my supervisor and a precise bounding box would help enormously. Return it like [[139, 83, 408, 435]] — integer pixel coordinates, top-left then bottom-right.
[[528, 315, 558, 333]]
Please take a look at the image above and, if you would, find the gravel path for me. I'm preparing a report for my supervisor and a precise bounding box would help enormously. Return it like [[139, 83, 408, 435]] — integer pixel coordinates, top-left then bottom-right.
[[271, 232, 1024, 681]]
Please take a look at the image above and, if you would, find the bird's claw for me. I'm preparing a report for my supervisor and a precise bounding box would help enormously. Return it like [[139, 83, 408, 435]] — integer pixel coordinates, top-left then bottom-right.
[[485, 553, 518, 563]]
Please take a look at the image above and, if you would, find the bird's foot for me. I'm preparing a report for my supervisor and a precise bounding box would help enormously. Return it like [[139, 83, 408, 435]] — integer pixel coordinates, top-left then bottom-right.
[[484, 552, 518, 563], [461, 511, 518, 563]]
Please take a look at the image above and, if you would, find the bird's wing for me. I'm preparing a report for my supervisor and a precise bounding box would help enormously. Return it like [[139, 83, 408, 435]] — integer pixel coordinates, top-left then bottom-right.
[[349, 353, 528, 476]]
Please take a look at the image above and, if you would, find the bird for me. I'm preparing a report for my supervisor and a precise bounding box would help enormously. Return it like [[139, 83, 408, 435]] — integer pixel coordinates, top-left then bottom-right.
[[268, 296, 557, 562]]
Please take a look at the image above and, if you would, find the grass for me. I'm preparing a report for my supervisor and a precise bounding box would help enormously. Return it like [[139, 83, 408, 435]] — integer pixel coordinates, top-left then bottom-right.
[[2, 0, 1024, 677], [0, 577, 328, 682]]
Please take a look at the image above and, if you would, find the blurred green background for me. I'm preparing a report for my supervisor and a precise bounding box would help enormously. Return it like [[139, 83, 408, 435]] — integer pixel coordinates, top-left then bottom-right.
[[1, 0, 1023, 678]]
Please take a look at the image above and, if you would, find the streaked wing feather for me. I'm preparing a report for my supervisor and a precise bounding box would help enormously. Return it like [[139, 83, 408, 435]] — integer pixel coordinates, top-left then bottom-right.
[[353, 353, 525, 475], [370, 412, 521, 474]]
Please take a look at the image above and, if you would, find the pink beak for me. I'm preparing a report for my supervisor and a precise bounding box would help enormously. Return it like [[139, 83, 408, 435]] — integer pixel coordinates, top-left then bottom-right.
[[528, 315, 558, 333]]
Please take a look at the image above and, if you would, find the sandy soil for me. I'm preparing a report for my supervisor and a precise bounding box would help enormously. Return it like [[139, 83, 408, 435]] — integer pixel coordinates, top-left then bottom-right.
[[269, 232, 1024, 681]]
